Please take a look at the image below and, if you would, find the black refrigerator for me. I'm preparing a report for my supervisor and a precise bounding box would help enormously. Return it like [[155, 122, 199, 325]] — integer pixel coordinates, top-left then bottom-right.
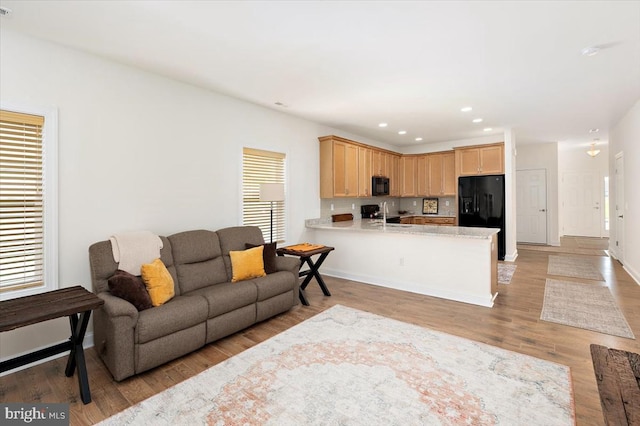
[[458, 174, 506, 260]]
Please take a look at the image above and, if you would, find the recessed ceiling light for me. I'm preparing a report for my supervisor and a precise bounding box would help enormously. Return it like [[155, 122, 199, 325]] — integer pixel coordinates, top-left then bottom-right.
[[398, 130, 407, 135], [378, 122, 388, 128], [472, 118, 483, 123], [581, 46, 600, 57], [415, 137, 423, 141], [460, 106, 472, 112], [483, 128, 492, 132], [0, 6, 12, 16], [589, 128, 599, 133]]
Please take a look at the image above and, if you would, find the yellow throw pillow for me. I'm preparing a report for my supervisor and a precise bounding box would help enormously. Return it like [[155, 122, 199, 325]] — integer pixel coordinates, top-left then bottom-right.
[[230, 245, 266, 282], [140, 258, 175, 306]]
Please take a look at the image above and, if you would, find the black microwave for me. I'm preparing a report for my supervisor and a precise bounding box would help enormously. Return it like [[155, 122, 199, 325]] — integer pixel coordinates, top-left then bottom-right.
[[372, 176, 390, 196]]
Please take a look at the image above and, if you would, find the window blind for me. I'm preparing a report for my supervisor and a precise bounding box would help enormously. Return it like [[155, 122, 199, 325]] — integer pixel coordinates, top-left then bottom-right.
[[242, 148, 286, 243], [0, 110, 45, 293]]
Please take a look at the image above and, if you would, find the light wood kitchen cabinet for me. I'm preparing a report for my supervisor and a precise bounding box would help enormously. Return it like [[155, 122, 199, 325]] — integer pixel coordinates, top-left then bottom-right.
[[416, 155, 429, 196], [388, 154, 401, 196], [357, 146, 372, 197], [400, 156, 417, 197], [319, 137, 358, 198], [429, 151, 456, 196], [455, 143, 504, 176]]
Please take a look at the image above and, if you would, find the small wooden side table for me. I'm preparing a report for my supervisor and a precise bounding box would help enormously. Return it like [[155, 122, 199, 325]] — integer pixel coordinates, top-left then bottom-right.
[[277, 245, 335, 306], [0, 286, 104, 404]]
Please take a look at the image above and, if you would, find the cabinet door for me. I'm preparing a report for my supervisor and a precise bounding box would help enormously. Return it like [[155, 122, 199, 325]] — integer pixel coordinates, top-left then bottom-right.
[[372, 150, 383, 176], [412, 217, 426, 225], [389, 154, 401, 196], [458, 148, 481, 176], [417, 155, 429, 196], [480, 145, 504, 174], [441, 152, 456, 195], [357, 146, 372, 197], [333, 141, 358, 197], [400, 156, 416, 197], [400, 217, 412, 224], [428, 154, 443, 195]]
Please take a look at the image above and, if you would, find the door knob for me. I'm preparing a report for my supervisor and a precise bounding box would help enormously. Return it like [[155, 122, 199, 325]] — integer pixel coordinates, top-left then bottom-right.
[[539, 209, 546, 212], [618, 215, 624, 218]]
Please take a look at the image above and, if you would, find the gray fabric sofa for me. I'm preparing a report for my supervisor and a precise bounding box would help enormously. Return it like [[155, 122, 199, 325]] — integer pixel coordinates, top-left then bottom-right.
[[88, 226, 300, 381]]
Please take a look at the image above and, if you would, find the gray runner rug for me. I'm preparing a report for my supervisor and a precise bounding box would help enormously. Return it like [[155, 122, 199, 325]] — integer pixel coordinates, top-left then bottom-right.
[[541, 279, 635, 339], [547, 255, 605, 281], [498, 263, 517, 284]]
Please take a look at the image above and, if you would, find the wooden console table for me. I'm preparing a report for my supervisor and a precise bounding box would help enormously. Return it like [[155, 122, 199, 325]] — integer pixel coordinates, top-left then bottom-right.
[[0, 286, 104, 404], [277, 245, 335, 306]]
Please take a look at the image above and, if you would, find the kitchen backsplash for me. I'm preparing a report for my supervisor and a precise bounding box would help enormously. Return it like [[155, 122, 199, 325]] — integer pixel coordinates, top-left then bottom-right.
[[320, 196, 456, 219]]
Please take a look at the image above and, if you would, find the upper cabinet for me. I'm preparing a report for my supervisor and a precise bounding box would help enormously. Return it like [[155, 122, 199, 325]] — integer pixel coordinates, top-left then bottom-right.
[[321, 139, 358, 197], [400, 156, 417, 197], [320, 135, 504, 199], [429, 151, 456, 196], [357, 146, 372, 197], [455, 143, 504, 176]]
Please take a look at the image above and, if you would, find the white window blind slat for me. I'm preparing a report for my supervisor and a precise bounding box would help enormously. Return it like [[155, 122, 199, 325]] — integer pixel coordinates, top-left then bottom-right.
[[0, 110, 45, 293], [242, 148, 286, 243]]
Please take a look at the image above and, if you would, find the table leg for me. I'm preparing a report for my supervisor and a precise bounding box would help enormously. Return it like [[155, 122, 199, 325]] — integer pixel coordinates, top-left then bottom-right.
[[301, 252, 332, 296], [65, 311, 93, 404]]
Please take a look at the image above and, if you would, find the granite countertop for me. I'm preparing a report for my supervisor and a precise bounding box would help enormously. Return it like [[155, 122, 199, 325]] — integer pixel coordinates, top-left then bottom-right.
[[305, 218, 498, 239]]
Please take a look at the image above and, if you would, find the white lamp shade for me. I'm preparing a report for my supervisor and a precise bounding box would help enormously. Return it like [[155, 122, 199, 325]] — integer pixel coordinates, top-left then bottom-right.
[[259, 183, 285, 202]]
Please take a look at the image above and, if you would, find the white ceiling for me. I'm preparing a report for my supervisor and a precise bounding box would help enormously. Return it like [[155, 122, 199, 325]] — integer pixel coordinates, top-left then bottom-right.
[[1, 1, 639, 148]]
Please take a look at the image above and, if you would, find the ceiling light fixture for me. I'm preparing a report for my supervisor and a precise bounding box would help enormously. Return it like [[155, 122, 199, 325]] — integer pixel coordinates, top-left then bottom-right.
[[472, 118, 483, 123], [483, 128, 492, 132], [589, 128, 599, 133], [378, 122, 388, 128], [415, 137, 423, 142], [0, 6, 12, 16], [586, 142, 601, 157], [581, 46, 600, 57], [460, 107, 472, 112], [398, 130, 407, 135]]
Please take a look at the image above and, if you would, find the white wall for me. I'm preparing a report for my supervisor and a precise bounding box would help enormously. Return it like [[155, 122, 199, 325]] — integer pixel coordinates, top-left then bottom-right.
[[558, 143, 610, 238], [516, 142, 560, 246], [0, 28, 361, 359], [609, 99, 640, 284]]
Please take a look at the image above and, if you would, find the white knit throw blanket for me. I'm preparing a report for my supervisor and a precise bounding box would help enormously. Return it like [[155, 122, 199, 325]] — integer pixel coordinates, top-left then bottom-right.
[[109, 231, 163, 275]]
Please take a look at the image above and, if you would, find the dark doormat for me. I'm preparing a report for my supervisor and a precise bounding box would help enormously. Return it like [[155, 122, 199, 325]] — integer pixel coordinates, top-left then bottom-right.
[[590, 344, 640, 425]]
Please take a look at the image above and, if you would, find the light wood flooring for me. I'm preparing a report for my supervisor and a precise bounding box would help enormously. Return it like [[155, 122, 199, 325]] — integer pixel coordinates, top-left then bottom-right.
[[1, 237, 638, 425]]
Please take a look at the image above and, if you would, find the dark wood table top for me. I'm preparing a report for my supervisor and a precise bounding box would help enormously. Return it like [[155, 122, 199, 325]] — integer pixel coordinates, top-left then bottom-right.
[[277, 245, 335, 257], [0, 286, 103, 332]]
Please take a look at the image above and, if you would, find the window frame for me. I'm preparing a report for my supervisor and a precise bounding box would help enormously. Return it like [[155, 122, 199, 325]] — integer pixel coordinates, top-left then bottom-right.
[[241, 147, 286, 244], [0, 102, 58, 301]]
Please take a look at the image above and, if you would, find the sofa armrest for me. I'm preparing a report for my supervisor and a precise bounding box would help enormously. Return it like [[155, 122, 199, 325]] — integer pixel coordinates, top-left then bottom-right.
[[93, 291, 139, 381], [97, 292, 139, 325], [275, 256, 301, 276]]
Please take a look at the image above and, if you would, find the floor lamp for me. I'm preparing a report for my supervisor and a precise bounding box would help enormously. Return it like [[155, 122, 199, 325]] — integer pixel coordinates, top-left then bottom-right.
[[259, 183, 285, 243]]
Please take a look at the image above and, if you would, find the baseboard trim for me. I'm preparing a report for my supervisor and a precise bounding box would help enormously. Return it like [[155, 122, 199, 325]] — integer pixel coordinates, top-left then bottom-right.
[[623, 264, 640, 286], [0, 332, 94, 377]]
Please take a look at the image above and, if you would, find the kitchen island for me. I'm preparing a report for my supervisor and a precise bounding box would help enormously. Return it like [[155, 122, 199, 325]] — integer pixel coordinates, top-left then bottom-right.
[[304, 218, 499, 307]]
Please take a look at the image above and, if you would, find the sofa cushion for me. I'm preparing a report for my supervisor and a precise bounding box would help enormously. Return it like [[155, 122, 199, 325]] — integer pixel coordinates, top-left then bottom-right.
[[252, 271, 297, 302], [107, 270, 153, 311], [245, 242, 278, 274], [185, 281, 258, 318], [168, 230, 228, 293], [141, 259, 175, 306], [135, 295, 208, 344], [230, 246, 266, 282]]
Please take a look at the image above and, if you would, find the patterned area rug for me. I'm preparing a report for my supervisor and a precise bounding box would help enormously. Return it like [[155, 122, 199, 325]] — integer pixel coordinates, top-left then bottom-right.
[[541, 279, 635, 339], [99, 305, 575, 425], [498, 262, 517, 284], [547, 255, 605, 281]]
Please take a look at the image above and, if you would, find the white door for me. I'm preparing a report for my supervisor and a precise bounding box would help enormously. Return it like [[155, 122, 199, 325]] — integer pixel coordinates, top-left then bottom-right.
[[562, 171, 601, 237], [516, 169, 547, 244], [614, 153, 624, 261]]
